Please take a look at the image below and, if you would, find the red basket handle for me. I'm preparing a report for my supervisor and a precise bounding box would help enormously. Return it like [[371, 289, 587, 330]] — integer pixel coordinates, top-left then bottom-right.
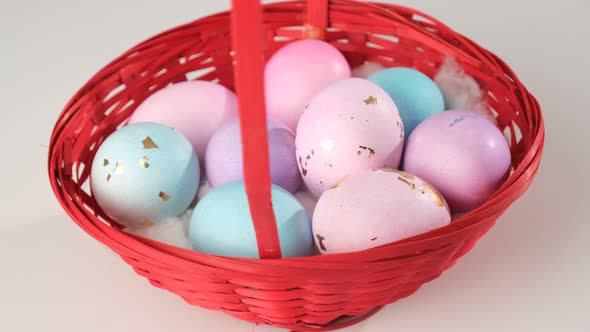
[[230, 0, 328, 259]]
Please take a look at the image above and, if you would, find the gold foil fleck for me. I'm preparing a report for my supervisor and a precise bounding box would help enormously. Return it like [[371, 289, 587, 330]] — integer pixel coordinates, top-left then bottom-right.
[[397, 176, 416, 190], [139, 156, 150, 168], [103, 159, 109, 166], [159, 191, 171, 202], [306, 155, 311, 160], [363, 96, 380, 105], [113, 162, 124, 175], [142, 136, 159, 149], [357, 146, 375, 158], [311, 149, 315, 156], [143, 220, 155, 227], [298, 156, 307, 176], [316, 234, 327, 251], [378, 168, 414, 179], [398, 170, 414, 179], [330, 176, 348, 189], [418, 188, 426, 194], [423, 182, 444, 207]]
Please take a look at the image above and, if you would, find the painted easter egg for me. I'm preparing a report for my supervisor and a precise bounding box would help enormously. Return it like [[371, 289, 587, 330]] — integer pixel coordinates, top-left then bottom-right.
[[265, 39, 351, 131], [295, 78, 404, 198], [205, 118, 301, 193], [312, 169, 451, 254], [403, 110, 511, 212], [91, 122, 200, 227], [190, 182, 314, 258], [369, 67, 445, 136]]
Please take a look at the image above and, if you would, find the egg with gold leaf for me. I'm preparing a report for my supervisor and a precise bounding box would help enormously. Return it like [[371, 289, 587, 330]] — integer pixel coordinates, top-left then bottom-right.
[[91, 122, 200, 228], [295, 78, 404, 198], [312, 168, 451, 254]]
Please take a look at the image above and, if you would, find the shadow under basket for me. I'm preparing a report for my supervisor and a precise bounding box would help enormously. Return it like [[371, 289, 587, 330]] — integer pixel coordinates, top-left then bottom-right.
[[48, 0, 544, 331]]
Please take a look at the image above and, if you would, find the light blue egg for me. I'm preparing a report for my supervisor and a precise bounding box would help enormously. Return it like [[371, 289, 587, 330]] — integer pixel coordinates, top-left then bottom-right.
[[91, 122, 200, 227], [368, 67, 445, 136], [190, 182, 314, 258]]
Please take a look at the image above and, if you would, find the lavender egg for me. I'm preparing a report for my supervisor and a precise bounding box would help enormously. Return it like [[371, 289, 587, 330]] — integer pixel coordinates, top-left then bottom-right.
[[205, 118, 301, 193], [403, 110, 511, 212], [295, 78, 404, 198], [313, 169, 451, 254]]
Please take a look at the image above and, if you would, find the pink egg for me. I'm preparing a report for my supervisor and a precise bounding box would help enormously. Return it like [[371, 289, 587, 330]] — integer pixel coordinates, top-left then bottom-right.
[[313, 169, 451, 254], [128, 81, 237, 161], [403, 110, 511, 212], [295, 78, 404, 198], [265, 39, 351, 131]]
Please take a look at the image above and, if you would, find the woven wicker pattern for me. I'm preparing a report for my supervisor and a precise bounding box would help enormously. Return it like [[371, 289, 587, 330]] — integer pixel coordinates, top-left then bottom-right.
[[48, 1, 544, 330]]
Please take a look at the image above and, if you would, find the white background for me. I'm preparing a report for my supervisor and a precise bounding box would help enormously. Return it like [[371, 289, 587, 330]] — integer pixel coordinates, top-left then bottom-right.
[[1, 0, 589, 331]]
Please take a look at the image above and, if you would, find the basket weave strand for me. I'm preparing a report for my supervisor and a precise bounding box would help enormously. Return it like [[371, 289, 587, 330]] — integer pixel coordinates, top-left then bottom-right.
[[48, 0, 544, 330]]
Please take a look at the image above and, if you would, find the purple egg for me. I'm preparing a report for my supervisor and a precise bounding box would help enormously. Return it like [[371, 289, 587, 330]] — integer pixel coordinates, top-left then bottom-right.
[[205, 118, 302, 193], [403, 110, 511, 212]]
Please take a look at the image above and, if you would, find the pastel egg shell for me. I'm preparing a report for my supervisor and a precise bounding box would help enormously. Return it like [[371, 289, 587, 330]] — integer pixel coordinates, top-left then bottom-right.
[[190, 182, 314, 258], [403, 110, 511, 212], [295, 78, 404, 198], [91, 122, 200, 227], [205, 117, 301, 193], [312, 169, 451, 254], [369, 67, 445, 136], [128, 80, 238, 161], [265, 39, 351, 131]]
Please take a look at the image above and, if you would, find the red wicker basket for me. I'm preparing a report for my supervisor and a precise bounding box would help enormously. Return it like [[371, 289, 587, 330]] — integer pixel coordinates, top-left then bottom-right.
[[48, 0, 544, 330]]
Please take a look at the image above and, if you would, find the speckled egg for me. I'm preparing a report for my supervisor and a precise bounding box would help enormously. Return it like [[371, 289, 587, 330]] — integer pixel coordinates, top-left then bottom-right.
[[295, 78, 404, 198], [91, 122, 200, 227], [313, 169, 451, 254], [265, 39, 351, 131], [369, 67, 445, 136], [205, 117, 301, 193], [403, 110, 511, 212], [190, 182, 314, 258], [128, 80, 237, 161]]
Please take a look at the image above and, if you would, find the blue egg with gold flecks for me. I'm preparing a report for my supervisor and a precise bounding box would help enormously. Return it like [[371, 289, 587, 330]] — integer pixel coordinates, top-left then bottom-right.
[[190, 181, 314, 258], [369, 67, 445, 137], [91, 122, 200, 228]]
